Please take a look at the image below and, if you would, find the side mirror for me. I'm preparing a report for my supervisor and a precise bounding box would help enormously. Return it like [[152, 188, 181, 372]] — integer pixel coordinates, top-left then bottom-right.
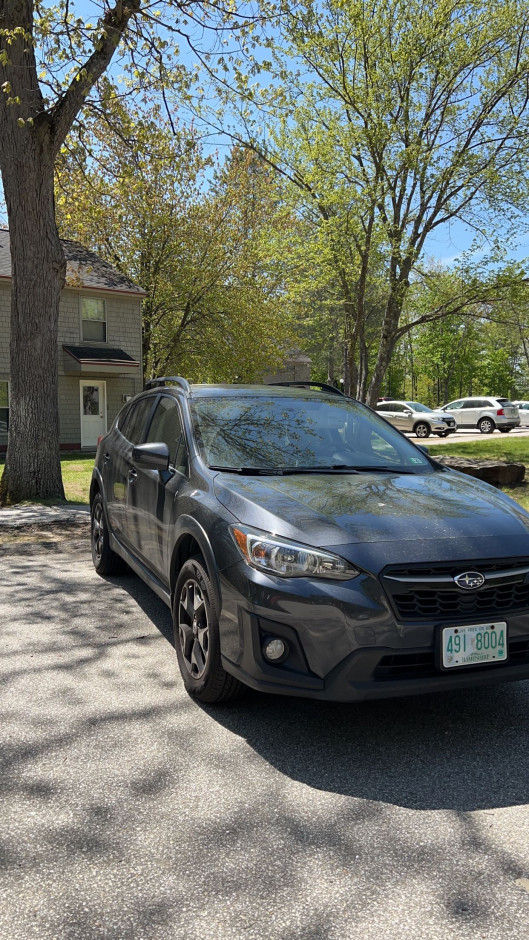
[[403, 409, 413, 416], [132, 442, 170, 472]]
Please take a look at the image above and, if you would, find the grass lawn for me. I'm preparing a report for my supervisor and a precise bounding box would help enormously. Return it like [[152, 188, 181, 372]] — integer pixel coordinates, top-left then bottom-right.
[[427, 435, 529, 512]]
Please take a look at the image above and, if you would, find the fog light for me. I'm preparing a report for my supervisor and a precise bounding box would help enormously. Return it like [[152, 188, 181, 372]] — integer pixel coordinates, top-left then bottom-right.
[[263, 637, 287, 662]]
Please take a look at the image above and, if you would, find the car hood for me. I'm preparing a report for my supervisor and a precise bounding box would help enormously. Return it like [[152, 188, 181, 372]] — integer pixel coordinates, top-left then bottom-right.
[[213, 468, 529, 552]]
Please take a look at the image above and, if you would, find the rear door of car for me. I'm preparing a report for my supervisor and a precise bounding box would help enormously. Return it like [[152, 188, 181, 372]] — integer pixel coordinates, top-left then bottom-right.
[[458, 398, 483, 427], [376, 402, 409, 432]]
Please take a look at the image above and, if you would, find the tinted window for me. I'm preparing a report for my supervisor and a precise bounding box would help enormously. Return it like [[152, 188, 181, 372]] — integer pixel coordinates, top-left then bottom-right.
[[121, 397, 155, 445], [146, 396, 188, 473], [497, 399, 514, 406], [446, 400, 464, 409], [377, 402, 395, 412], [191, 395, 433, 472]]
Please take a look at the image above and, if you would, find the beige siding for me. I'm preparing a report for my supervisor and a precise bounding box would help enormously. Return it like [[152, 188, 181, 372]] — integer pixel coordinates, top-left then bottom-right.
[[1, 283, 143, 450]]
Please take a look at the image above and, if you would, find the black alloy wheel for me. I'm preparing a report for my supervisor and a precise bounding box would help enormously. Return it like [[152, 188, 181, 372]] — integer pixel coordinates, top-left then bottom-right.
[[174, 557, 244, 703], [414, 422, 431, 438], [478, 417, 495, 434], [91, 492, 126, 575]]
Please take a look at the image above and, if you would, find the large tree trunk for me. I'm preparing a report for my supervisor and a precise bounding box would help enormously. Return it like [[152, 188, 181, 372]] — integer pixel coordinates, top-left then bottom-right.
[[0, 130, 65, 503]]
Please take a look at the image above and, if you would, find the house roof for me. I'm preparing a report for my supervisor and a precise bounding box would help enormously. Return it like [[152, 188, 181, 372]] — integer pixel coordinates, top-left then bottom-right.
[[0, 228, 146, 296]]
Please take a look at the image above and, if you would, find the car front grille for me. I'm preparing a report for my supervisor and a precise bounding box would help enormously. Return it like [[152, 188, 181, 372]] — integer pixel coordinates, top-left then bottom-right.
[[381, 559, 529, 623], [373, 636, 529, 680]]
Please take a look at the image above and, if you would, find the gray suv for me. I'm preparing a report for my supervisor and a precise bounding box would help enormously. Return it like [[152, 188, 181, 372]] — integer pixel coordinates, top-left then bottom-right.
[[441, 397, 520, 433], [90, 378, 529, 704], [375, 400, 456, 438]]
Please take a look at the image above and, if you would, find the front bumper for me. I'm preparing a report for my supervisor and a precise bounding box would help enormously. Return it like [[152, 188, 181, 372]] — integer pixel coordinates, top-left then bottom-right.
[[218, 563, 529, 702]]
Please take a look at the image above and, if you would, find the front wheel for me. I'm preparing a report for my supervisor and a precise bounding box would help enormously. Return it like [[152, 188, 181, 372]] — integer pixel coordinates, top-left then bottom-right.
[[478, 417, 495, 434], [174, 557, 245, 703], [414, 422, 431, 439]]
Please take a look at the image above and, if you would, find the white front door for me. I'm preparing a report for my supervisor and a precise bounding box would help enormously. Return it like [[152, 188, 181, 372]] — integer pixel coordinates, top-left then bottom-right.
[[80, 381, 107, 447]]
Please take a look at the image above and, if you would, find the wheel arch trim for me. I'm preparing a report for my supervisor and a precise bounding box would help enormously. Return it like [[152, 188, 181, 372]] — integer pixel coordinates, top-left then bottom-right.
[[170, 516, 222, 612]]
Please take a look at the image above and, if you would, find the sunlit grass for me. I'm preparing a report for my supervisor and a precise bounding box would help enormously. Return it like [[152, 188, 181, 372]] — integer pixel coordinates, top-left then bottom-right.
[[0, 453, 94, 505]]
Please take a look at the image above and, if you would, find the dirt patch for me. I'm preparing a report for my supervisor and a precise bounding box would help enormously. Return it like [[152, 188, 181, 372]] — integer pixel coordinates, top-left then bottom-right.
[[0, 525, 90, 554]]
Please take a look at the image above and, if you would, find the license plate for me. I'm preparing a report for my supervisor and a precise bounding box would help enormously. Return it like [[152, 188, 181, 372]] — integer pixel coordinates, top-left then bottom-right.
[[441, 622, 507, 668]]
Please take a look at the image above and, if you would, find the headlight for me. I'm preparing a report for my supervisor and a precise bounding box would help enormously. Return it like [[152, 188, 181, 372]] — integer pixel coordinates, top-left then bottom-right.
[[230, 525, 359, 580]]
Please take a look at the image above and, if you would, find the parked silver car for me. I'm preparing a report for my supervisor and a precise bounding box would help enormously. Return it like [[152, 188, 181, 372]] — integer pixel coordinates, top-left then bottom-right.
[[375, 400, 457, 438], [441, 397, 520, 433], [512, 401, 529, 427]]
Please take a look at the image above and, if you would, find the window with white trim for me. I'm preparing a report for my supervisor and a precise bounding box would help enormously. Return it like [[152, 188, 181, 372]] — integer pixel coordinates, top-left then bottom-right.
[[81, 296, 106, 342], [0, 381, 8, 433]]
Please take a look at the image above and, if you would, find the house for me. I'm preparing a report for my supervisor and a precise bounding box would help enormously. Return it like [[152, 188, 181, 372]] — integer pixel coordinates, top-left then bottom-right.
[[0, 229, 145, 452]]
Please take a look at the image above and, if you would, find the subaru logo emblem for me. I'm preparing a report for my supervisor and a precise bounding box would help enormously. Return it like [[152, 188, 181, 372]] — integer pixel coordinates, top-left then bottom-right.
[[454, 571, 486, 590]]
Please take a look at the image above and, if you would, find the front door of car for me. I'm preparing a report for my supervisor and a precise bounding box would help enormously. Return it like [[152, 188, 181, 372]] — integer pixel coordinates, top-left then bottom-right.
[[127, 395, 190, 583], [389, 403, 412, 432], [105, 396, 157, 543]]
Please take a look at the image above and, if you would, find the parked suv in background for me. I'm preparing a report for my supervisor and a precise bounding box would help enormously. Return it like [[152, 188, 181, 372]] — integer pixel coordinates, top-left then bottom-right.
[[90, 377, 529, 704], [441, 397, 520, 433], [512, 402, 529, 427], [375, 400, 456, 438]]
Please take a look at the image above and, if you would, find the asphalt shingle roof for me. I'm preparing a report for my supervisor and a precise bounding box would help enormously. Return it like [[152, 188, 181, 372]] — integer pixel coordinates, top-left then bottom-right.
[[0, 228, 145, 296]]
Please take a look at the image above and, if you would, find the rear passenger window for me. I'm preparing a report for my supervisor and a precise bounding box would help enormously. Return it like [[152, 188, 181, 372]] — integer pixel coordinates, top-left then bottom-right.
[[121, 397, 155, 445]]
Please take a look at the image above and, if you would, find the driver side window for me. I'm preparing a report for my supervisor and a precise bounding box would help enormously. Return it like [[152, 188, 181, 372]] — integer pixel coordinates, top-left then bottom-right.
[[145, 396, 188, 474]]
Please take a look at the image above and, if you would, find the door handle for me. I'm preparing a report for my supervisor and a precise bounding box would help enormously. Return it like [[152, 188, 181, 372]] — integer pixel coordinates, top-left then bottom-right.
[[103, 452, 111, 463], [128, 467, 137, 483]]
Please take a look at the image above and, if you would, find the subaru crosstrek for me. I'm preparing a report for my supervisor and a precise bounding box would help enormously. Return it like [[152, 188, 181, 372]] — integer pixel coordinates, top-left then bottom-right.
[[90, 378, 529, 703]]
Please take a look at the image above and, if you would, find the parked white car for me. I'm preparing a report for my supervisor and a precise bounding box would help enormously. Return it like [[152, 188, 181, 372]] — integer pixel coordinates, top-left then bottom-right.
[[441, 397, 520, 433], [512, 401, 529, 427], [375, 400, 457, 438]]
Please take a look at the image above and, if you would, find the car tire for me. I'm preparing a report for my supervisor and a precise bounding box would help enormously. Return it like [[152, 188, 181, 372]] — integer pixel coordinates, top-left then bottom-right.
[[91, 492, 127, 575], [478, 417, 495, 434], [498, 428, 512, 433], [174, 556, 245, 703], [414, 422, 431, 438]]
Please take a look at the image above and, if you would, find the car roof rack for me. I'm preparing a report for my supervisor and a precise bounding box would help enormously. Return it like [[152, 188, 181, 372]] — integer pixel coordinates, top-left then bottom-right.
[[268, 381, 345, 397], [144, 376, 191, 393]]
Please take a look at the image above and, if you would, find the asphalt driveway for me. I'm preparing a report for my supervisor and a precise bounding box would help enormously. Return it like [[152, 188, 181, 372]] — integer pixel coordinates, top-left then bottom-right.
[[2, 542, 529, 939]]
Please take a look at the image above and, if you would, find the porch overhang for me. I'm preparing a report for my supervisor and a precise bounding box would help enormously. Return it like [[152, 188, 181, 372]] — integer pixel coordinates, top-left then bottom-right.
[[63, 345, 141, 375]]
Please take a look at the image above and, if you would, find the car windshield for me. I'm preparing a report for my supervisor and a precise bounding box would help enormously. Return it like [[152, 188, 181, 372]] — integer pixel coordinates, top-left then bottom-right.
[[191, 394, 434, 472], [405, 401, 432, 412]]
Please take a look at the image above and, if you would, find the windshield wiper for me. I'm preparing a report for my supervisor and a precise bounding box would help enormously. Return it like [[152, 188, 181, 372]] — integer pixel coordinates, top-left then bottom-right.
[[208, 466, 284, 475], [208, 464, 422, 475]]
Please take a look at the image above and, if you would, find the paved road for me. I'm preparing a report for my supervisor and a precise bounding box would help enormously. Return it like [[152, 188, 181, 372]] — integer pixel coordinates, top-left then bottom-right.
[[2, 544, 529, 940]]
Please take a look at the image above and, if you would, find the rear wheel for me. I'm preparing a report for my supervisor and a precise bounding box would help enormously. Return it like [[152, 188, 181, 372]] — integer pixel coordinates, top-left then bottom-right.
[[414, 422, 431, 438], [478, 417, 495, 434], [91, 492, 127, 575], [174, 556, 245, 703]]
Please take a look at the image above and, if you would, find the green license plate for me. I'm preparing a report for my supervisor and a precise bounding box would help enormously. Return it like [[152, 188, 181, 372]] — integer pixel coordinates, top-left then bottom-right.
[[441, 622, 507, 668]]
